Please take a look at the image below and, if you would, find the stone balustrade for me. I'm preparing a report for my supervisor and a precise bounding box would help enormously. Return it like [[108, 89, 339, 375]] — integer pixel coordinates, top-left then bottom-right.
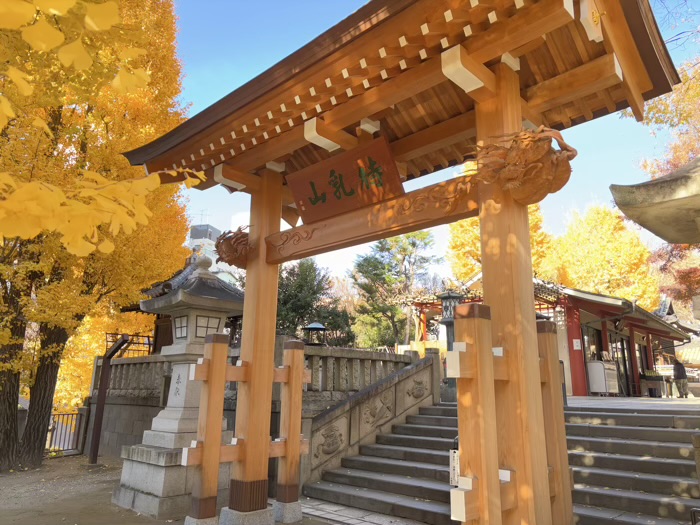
[[301, 349, 441, 486], [92, 355, 174, 400], [86, 342, 420, 457], [304, 346, 415, 393]]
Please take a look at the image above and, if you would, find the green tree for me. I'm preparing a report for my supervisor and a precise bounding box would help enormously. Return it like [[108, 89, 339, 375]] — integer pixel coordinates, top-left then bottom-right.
[[352, 232, 436, 346], [277, 258, 332, 336]]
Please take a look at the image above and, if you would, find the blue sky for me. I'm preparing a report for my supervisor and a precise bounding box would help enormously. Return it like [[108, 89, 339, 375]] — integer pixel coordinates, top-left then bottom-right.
[[173, 1, 698, 278]]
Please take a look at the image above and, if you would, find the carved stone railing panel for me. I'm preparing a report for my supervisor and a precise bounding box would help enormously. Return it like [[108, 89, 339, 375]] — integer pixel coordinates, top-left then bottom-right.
[[304, 350, 441, 486], [91, 356, 175, 400]]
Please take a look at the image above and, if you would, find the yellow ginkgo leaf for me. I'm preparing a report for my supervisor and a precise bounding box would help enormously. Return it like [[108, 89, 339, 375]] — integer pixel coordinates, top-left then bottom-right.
[[84, 1, 119, 31], [0, 173, 18, 191], [33, 0, 76, 15], [118, 47, 147, 61], [183, 176, 201, 189], [57, 39, 93, 70], [31, 117, 53, 137], [21, 17, 65, 52], [0, 96, 16, 130], [97, 239, 115, 254], [111, 68, 149, 93], [0, 0, 36, 30], [6, 66, 33, 96]]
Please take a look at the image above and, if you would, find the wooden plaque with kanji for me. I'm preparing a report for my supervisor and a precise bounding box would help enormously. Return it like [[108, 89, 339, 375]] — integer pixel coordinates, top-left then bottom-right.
[[285, 136, 405, 224]]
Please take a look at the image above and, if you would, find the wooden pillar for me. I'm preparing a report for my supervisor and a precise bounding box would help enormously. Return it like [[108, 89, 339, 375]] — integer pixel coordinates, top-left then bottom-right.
[[420, 310, 428, 342], [476, 62, 553, 525], [274, 340, 305, 521], [449, 304, 502, 525], [230, 168, 283, 513], [646, 332, 655, 370], [628, 325, 640, 396], [537, 321, 573, 525], [190, 334, 229, 520], [601, 322, 610, 357], [563, 300, 587, 396]]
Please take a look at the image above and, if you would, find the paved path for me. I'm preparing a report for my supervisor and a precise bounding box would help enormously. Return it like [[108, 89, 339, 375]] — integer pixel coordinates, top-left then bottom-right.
[[301, 497, 429, 525], [0, 455, 421, 525]]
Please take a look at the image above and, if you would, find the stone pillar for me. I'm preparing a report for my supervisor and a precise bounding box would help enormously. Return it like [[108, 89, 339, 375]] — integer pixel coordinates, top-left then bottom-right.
[[425, 348, 441, 405]]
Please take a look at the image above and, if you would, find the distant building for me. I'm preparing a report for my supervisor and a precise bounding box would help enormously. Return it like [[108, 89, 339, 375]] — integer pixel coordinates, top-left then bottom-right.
[[185, 223, 240, 284]]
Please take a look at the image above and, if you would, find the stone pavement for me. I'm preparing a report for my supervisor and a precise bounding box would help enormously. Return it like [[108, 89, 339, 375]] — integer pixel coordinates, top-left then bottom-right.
[[300, 497, 430, 525]]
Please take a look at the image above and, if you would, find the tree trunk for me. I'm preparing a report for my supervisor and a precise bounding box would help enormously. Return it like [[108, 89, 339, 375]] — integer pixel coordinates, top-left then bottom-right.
[[18, 324, 68, 468], [0, 317, 27, 472], [0, 369, 20, 471], [403, 306, 412, 346]]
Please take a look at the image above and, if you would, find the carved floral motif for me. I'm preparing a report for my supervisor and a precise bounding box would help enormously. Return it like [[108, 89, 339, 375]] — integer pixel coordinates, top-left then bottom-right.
[[268, 227, 321, 255]]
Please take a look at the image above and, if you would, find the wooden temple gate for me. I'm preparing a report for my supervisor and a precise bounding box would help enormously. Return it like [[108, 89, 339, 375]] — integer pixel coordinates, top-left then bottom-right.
[[124, 1, 678, 523]]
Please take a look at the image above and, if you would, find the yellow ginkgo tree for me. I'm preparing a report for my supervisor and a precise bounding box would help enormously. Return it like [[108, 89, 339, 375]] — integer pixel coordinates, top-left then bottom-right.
[[0, 0, 193, 470], [0, 0, 201, 256]]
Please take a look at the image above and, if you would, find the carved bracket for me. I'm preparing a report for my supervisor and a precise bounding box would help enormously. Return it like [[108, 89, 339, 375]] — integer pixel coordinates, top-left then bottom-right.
[[474, 126, 577, 205]]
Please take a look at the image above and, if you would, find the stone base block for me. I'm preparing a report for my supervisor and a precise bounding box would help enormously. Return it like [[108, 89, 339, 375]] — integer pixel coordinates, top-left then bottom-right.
[[112, 485, 190, 520], [273, 501, 302, 523], [142, 429, 197, 449], [219, 506, 274, 525], [185, 516, 219, 525]]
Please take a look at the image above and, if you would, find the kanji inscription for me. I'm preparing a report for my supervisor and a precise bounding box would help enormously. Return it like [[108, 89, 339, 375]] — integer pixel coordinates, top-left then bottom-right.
[[285, 136, 404, 223]]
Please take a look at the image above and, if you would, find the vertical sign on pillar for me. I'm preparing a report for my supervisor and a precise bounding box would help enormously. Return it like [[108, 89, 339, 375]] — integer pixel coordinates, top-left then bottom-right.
[[224, 169, 283, 523], [476, 63, 553, 525]]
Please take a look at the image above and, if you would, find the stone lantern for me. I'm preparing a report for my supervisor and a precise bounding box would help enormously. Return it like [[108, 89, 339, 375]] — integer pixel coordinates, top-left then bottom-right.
[[437, 290, 463, 403], [114, 255, 245, 519]]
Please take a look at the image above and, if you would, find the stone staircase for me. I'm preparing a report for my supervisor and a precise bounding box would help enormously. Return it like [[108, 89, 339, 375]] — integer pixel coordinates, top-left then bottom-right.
[[568, 405, 700, 525], [304, 401, 700, 525]]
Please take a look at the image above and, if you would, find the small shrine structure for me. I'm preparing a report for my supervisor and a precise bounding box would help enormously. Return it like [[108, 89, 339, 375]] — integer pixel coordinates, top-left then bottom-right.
[[122, 1, 678, 524]]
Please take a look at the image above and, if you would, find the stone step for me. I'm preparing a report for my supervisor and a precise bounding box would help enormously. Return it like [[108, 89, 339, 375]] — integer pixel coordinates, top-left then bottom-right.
[[566, 405, 700, 417], [393, 424, 459, 440], [302, 481, 454, 525], [573, 484, 700, 521], [359, 444, 450, 466], [573, 504, 690, 525], [568, 450, 697, 479], [572, 466, 700, 499], [376, 433, 453, 451], [567, 435, 694, 460], [566, 423, 697, 443], [323, 468, 451, 503], [407, 415, 458, 428], [341, 455, 450, 483], [565, 411, 700, 430], [419, 406, 457, 418]]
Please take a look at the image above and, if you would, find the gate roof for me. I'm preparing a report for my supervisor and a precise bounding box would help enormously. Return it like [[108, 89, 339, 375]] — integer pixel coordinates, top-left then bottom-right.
[[124, 0, 677, 185]]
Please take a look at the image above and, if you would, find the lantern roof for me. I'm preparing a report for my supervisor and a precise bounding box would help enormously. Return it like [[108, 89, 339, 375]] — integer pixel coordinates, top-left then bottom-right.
[[140, 255, 245, 314]]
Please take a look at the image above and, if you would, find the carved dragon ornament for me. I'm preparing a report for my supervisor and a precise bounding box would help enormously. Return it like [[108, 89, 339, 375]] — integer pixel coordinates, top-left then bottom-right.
[[473, 126, 578, 205]]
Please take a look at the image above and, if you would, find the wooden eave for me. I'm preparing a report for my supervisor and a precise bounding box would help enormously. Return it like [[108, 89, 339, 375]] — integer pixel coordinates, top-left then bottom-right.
[[125, 0, 678, 184]]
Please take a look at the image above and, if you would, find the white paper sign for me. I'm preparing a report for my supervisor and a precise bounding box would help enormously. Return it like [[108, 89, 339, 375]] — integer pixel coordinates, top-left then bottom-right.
[[449, 449, 460, 486]]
